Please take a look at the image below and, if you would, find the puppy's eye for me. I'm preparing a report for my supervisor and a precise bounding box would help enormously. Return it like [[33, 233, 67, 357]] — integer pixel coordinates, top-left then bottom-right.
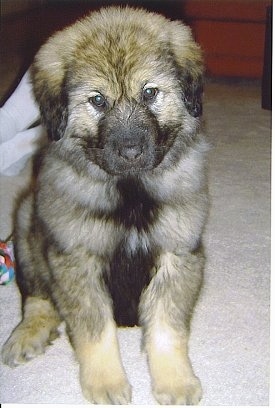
[[89, 93, 107, 109], [143, 87, 158, 103]]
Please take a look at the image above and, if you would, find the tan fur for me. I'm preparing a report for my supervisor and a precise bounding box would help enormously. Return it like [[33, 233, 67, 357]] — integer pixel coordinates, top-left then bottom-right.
[[75, 321, 131, 404], [146, 321, 202, 405]]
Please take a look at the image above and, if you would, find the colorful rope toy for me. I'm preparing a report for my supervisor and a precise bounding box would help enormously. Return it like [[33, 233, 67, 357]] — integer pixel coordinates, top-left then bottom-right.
[[0, 240, 15, 285]]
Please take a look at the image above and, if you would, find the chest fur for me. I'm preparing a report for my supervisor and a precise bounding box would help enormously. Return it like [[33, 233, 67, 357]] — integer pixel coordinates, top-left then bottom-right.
[[103, 178, 159, 326]]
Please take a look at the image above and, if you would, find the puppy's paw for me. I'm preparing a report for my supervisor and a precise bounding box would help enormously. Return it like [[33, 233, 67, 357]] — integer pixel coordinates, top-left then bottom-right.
[[146, 330, 202, 405], [80, 370, 132, 404], [153, 375, 202, 405], [2, 322, 58, 367], [2, 298, 60, 367]]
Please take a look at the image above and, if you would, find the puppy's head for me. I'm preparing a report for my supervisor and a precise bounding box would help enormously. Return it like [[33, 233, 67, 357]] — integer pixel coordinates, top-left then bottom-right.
[[31, 7, 204, 175]]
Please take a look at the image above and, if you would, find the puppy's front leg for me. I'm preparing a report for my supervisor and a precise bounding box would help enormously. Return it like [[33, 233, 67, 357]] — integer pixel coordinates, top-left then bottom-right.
[[140, 251, 204, 405], [74, 320, 131, 404], [48, 248, 131, 404]]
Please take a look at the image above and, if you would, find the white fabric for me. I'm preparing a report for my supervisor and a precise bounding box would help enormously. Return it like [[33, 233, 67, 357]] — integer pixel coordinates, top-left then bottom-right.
[[0, 126, 46, 176], [0, 70, 40, 175]]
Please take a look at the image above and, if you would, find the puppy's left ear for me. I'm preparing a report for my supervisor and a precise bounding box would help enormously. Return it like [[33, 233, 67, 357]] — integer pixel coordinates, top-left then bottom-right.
[[169, 21, 204, 117], [30, 31, 70, 141]]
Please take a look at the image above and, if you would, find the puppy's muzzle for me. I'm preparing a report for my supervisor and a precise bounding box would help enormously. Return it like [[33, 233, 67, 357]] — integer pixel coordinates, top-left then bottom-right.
[[93, 102, 163, 175], [106, 127, 151, 174]]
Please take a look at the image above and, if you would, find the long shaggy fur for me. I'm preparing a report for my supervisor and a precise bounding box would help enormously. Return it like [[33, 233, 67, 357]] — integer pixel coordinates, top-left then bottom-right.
[[2, 7, 209, 405]]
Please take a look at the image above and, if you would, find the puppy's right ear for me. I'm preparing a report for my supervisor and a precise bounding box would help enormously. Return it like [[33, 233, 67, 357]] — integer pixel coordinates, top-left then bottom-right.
[[31, 33, 69, 141]]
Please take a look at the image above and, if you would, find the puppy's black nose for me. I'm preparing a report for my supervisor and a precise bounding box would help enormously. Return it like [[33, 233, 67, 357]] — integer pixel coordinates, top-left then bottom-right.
[[119, 145, 143, 161]]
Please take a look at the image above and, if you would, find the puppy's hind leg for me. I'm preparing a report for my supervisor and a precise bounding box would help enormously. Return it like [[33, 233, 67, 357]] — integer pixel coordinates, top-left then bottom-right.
[[2, 296, 60, 367]]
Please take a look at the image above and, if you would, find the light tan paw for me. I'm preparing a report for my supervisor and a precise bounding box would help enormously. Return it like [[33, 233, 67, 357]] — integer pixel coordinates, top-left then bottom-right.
[[153, 375, 202, 405], [2, 297, 60, 367], [2, 322, 58, 367], [81, 371, 132, 404]]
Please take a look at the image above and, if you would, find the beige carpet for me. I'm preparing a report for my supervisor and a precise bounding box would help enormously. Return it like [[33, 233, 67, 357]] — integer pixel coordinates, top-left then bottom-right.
[[0, 80, 271, 405]]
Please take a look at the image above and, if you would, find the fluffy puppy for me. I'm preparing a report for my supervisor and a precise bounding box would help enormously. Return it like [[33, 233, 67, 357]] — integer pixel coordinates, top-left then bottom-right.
[[2, 7, 209, 405]]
